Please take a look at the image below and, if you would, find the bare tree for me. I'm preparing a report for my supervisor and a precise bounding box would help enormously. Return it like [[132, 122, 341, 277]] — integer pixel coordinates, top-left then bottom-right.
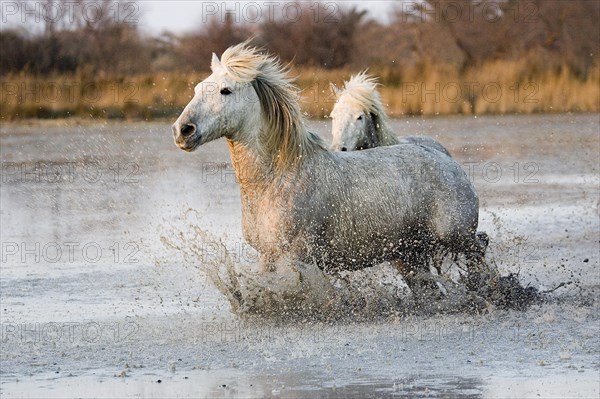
[[176, 12, 251, 71], [259, 3, 366, 69]]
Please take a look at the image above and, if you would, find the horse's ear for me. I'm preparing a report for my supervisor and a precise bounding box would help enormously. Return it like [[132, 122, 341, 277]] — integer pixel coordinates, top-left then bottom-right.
[[211, 53, 222, 71], [330, 82, 341, 98]]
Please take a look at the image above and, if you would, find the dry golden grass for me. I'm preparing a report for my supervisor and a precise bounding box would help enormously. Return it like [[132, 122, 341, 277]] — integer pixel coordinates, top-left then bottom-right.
[[0, 71, 208, 120], [1, 60, 598, 120]]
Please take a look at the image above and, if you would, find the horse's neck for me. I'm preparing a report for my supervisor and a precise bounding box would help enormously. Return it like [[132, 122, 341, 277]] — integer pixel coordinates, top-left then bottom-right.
[[372, 116, 399, 146], [362, 115, 380, 149], [226, 124, 323, 194], [226, 139, 271, 192], [356, 116, 382, 150]]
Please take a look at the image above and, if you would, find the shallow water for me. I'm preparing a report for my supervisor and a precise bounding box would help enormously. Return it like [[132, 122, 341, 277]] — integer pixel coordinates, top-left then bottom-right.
[[1, 114, 599, 397]]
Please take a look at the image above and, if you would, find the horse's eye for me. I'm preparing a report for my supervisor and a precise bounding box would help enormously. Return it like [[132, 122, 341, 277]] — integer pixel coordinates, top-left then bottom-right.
[[357, 115, 363, 121], [220, 87, 232, 95]]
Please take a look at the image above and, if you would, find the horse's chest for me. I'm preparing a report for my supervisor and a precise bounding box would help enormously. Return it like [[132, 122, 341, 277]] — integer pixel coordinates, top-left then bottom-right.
[[240, 194, 299, 248]]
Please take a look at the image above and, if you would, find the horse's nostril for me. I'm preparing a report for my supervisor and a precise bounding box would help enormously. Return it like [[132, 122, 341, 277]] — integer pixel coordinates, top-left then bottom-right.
[[341, 147, 347, 151], [180, 123, 196, 137]]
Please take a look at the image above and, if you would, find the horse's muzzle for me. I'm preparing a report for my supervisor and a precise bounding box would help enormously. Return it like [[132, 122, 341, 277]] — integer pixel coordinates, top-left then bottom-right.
[[172, 122, 201, 151], [172, 122, 196, 138], [330, 144, 347, 152]]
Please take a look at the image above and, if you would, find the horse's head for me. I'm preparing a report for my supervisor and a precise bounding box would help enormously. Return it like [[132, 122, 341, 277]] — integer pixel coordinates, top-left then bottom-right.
[[173, 42, 321, 171], [329, 72, 382, 151], [330, 88, 370, 151], [172, 51, 262, 152]]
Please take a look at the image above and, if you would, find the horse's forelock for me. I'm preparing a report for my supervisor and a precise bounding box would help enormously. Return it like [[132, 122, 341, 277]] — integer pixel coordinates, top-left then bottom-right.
[[219, 43, 265, 83], [341, 74, 385, 118]]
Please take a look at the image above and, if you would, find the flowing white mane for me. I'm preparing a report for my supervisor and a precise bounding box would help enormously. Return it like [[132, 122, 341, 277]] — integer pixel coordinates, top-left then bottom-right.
[[216, 42, 325, 170], [335, 71, 399, 146]]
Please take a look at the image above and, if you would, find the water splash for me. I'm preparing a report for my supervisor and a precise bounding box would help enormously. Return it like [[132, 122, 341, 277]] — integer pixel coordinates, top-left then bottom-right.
[[160, 209, 540, 321]]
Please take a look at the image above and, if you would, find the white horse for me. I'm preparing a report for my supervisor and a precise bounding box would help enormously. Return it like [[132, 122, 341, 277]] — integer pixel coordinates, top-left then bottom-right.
[[172, 42, 486, 292], [330, 71, 451, 156]]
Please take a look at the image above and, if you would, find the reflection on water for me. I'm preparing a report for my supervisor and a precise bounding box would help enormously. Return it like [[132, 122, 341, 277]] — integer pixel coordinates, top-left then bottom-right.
[[0, 369, 486, 398], [2, 368, 598, 398]]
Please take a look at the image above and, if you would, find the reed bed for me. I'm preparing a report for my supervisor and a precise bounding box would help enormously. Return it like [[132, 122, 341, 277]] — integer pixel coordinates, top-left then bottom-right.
[[1, 60, 598, 120]]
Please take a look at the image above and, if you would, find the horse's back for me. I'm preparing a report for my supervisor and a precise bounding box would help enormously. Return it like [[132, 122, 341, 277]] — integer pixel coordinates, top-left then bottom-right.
[[329, 144, 479, 240], [399, 136, 452, 157]]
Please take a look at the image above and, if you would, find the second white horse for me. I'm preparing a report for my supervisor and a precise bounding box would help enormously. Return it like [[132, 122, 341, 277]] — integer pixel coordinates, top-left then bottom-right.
[[330, 71, 451, 156]]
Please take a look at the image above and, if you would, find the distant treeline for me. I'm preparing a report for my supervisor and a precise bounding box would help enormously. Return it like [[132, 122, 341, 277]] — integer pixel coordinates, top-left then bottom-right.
[[2, 0, 598, 76], [1, 0, 598, 119]]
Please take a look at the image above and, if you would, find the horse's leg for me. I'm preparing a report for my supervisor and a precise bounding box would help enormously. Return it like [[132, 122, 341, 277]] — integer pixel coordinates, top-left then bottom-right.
[[431, 249, 445, 276], [476, 231, 490, 255], [259, 253, 277, 272], [464, 231, 491, 292], [392, 258, 413, 284], [392, 249, 440, 297]]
